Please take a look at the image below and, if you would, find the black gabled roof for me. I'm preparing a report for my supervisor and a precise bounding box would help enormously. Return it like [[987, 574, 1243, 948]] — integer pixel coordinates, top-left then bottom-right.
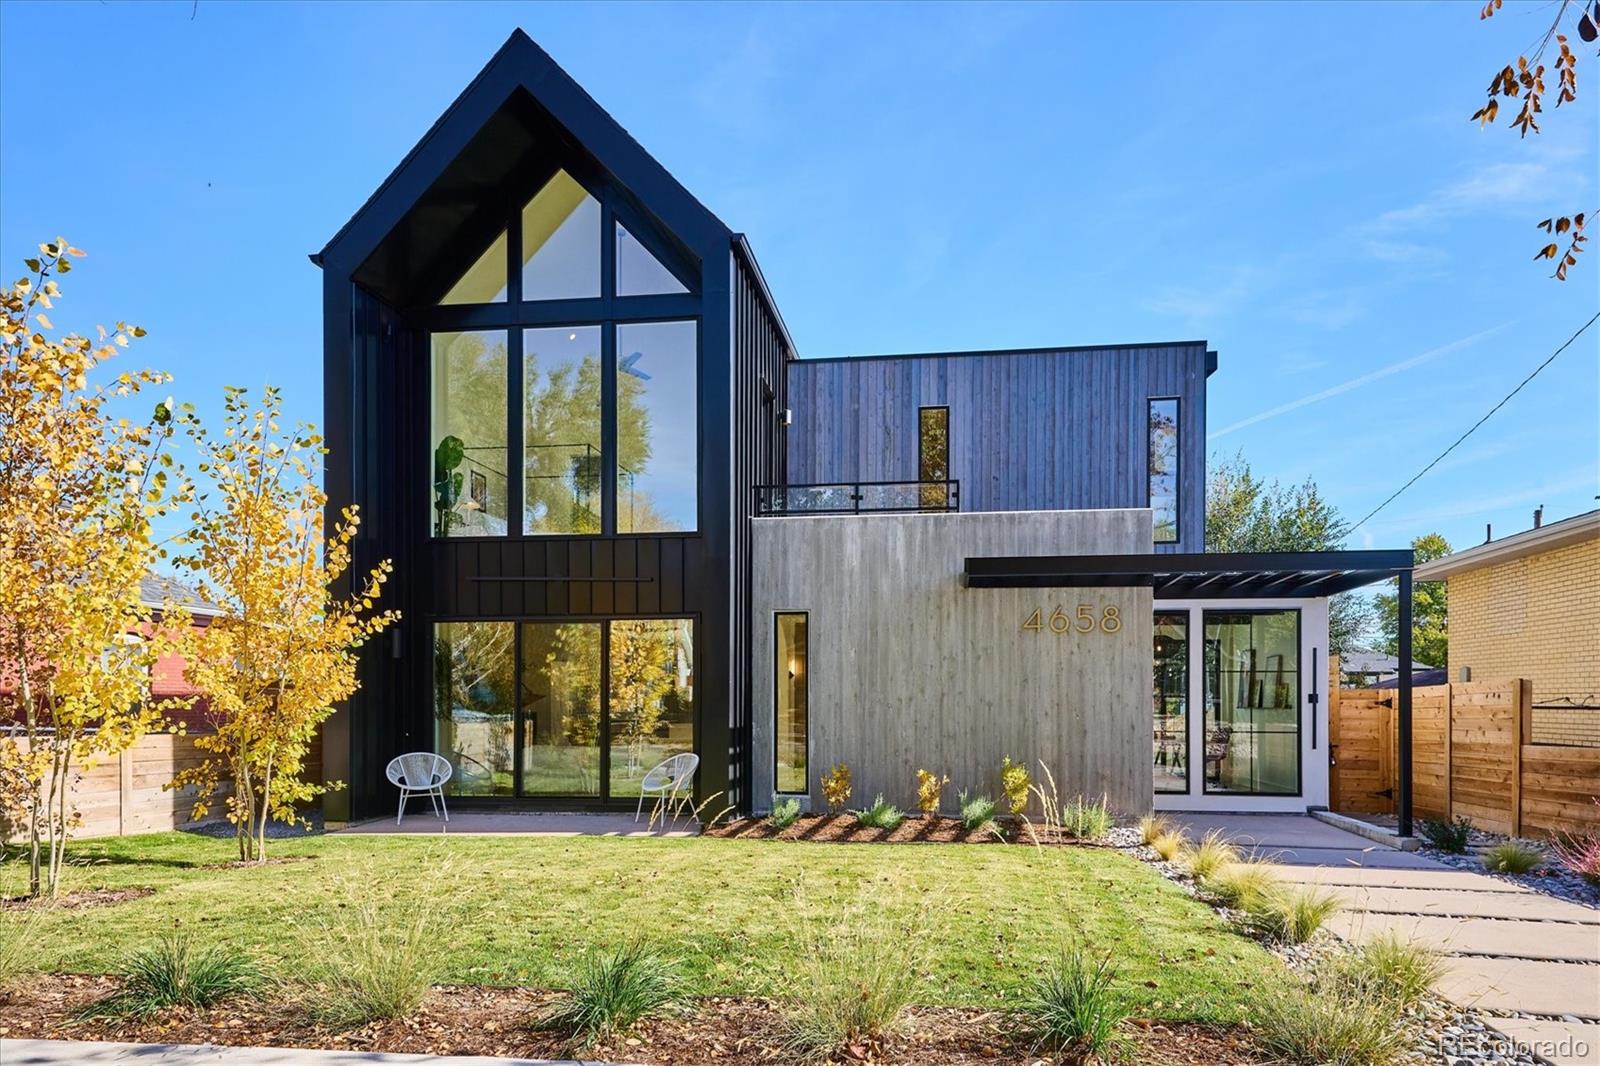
[[962, 550, 1414, 599], [313, 29, 732, 280]]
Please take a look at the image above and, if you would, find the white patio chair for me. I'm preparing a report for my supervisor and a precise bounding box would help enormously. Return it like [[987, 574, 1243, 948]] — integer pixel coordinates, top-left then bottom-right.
[[386, 752, 453, 826], [635, 751, 700, 822]]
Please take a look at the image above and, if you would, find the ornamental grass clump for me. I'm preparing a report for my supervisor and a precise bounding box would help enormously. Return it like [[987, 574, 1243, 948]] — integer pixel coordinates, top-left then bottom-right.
[[1248, 965, 1411, 1066], [1244, 885, 1342, 945], [1150, 828, 1188, 862], [1330, 933, 1444, 1011], [1204, 859, 1282, 909], [84, 933, 259, 1019], [1019, 945, 1131, 1059], [1553, 827, 1600, 885], [0, 902, 45, 992], [1482, 840, 1543, 875], [1137, 812, 1173, 845], [301, 872, 454, 1027], [1187, 830, 1242, 881], [540, 942, 685, 1048], [780, 879, 927, 1059], [855, 794, 904, 831], [768, 796, 802, 830]]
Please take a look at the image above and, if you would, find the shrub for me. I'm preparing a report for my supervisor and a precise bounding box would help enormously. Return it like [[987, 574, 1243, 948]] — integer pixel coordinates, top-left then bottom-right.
[[1020, 946, 1130, 1058], [1482, 841, 1542, 875], [1553, 827, 1600, 885], [1187, 830, 1242, 881], [1000, 755, 1030, 816], [768, 796, 802, 830], [0, 902, 45, 991], [85, 934, 258, 1018], [1249, 971, 1411, 1066], [1150, 829, 1188, 862], [1059, 795, 1114, 840], [303, 887, 450, 1027], [915, 769, 949, 817], [1204, 860, 1282, 908], [1418, 816, 1473, 854], [1137, 812, 1173, 845], [958, 791, 999, 834], [540, 942, 684, 1047], [1330, 933, 1443, 1011], [1244, 886, 1342, 945], [855, 794, 904, 831], [781, 882, 925, 1058], [821, 764, 852, 813]]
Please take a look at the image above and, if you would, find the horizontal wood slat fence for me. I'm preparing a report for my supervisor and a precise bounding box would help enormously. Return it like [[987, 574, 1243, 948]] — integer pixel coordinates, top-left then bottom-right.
[[1330, 657, 1600, 838], [1, 730, 322, 841]]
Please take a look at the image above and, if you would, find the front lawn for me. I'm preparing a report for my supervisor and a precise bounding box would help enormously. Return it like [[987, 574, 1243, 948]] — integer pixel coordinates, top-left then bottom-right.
[[4, 830, 1278, 1023]]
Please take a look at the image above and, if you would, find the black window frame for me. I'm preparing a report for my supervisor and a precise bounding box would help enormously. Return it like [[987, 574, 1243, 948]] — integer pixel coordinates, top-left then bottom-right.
[[1148, 396, 1180, 544], [1200, 607, 1303, 798], [420, 167, 704, 542], [1153, 609, 1190, 795], [773, 610, 809, 797]]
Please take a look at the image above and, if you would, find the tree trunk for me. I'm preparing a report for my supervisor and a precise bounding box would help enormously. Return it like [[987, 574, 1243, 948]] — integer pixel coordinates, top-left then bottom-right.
[[255, 755, 274, 864], [16, 641, 41, 899], [235, 760, 255, 864]]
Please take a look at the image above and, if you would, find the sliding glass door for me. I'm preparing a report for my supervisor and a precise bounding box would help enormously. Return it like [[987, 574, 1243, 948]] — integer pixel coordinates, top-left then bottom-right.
[[434, 618, 695, 801]]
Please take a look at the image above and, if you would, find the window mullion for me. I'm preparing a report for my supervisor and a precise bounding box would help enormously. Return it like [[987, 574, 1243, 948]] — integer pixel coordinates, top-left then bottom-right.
[[601, 200, 618, 537]]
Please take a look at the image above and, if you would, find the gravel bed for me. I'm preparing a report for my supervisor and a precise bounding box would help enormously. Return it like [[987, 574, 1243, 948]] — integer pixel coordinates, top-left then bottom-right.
[[1119, 832, 1545, 1064], [179, 810, 325, 840]]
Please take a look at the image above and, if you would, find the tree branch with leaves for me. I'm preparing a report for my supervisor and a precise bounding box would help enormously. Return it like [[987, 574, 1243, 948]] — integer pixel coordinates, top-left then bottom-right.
[[170, 385, 396, 863]]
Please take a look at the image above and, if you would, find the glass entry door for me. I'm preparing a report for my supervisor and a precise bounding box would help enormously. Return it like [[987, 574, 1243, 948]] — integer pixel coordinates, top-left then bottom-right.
[[434, 618, 695, 802]]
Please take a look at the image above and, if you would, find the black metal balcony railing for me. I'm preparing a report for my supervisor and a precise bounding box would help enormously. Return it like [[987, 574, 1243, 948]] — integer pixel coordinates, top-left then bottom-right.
[[755, 480, 960, 516]]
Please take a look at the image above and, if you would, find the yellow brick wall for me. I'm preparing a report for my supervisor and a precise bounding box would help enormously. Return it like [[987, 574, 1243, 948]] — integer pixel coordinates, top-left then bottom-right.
[[1445, 536, 1599, 715]]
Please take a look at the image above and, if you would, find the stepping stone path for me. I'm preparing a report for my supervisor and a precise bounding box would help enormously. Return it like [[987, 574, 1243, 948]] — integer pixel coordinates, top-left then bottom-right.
[[1172, 813, 1600, 1066]]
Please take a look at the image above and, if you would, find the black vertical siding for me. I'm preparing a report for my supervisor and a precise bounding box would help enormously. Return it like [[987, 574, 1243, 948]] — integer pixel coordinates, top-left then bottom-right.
[[786, 344, 1208, 553], [730, 248, 793, 810]]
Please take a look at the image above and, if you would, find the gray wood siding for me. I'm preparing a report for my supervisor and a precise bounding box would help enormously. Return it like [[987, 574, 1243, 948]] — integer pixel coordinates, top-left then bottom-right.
[[751, 509, 1154, 816], [786, 344, 1208, 553]]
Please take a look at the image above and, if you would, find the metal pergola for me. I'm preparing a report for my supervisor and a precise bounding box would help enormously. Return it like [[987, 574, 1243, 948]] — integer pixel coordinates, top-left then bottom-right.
[[961, 550, 1418, 835]]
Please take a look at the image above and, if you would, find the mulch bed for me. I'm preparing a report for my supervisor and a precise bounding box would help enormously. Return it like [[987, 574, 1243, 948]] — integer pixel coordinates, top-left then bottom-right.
[[707, 814, 1036, 845], [0, 976, 1268, 1065], [1, 887, 154, 911]]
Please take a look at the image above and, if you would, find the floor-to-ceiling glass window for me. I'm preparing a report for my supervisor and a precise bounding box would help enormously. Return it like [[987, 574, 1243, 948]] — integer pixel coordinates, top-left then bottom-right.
[[607, 619, 695, 798], [616, 321, 698, 533], [1153, 611, 1188, 793], [436, 619, 695, 802], [1203, 610, 1300, 794], [434, 622, 516, 795], [519, 622, 602, 796], [430, 332, 510, 537]]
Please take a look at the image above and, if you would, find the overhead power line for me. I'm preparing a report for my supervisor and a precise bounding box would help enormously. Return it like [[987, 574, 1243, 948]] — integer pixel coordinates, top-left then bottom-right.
[[1348, 309, 1600, 536]]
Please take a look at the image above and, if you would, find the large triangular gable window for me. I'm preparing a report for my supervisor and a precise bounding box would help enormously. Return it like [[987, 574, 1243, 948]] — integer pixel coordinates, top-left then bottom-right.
[[616, 221, 689, 296], [439, 231, 509, 305], [522, 170, 601, 300]]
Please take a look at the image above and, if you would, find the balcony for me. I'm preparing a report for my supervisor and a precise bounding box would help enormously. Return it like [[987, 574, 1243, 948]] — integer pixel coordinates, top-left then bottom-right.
[[754, 480, 960, 516]]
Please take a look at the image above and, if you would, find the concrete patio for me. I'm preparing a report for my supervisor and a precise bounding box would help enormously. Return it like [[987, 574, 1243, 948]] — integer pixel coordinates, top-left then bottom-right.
[[334, 811, 699, 837], [1172, 813, 1600, 1066]]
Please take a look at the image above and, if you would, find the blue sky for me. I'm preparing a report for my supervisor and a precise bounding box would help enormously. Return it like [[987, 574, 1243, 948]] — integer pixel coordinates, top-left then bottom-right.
[[2, 0, 1596, 555]]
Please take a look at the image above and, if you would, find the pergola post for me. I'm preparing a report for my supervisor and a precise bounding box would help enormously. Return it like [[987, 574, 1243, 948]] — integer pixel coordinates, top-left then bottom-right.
[[1396, 568, 1414, 838]]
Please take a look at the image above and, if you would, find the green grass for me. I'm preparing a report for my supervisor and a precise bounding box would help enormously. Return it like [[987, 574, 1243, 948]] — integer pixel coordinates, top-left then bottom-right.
[[0, 830, 1278, 1022]]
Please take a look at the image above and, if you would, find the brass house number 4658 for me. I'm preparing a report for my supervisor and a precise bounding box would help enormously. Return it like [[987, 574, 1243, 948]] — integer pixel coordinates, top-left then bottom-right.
[[1021, 605, 1122, 634]]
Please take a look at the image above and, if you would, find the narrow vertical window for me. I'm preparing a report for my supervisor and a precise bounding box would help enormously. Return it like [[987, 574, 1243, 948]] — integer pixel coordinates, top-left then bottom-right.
[[1153, 611, 1188, 794], [1148, 398, 1179, 543], [775, 613, 808, 794], [524, 325, 603, 534], [616, 320, 698, 532], [918, 405, 949, 510]]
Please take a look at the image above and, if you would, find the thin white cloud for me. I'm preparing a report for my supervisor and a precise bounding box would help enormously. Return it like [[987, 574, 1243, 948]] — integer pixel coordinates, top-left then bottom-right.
[[1207, 322, 1512, 440], [1362, 468, 1599, 536]]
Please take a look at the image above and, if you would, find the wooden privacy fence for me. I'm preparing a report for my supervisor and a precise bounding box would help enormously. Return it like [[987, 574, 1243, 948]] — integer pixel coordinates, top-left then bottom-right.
[[1, 729, 322, 841], [1331, 667, 1600, 838]]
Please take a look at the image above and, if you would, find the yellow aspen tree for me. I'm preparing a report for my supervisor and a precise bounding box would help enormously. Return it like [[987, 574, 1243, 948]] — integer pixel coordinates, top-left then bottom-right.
[[171, 385, 396, 863], [0, 241, 189, 898]]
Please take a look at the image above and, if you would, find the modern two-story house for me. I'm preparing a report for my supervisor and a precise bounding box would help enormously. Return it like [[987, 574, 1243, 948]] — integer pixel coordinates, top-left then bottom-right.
[[316, 31, 1418, 828]]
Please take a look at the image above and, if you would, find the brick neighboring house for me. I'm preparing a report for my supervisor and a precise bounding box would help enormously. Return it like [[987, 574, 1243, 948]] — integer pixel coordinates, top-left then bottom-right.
[[1415, 508, 1599, 746]]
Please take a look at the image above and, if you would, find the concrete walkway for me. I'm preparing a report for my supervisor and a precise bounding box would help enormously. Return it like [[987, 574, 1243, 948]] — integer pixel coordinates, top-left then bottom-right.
[[334, 812, 698, 837], [1173, 814, 1600, 1066], [0, 1039, 616, 1065]]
